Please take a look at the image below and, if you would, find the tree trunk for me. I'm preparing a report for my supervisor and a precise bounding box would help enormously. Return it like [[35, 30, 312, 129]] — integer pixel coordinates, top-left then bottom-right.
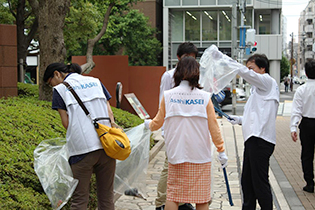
[[81, 3, 114, 74], [15, 0, 39, 82], [16, 0, 26, 82], [37, 0, 70, 101]]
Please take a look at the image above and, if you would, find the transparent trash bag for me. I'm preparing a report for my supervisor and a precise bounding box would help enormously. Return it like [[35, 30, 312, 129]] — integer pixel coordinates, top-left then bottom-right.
[[199, 45, 243, 94], [34, 123, 151, 209], [34, 138, 78, 210], [114, 123, 151, 200]]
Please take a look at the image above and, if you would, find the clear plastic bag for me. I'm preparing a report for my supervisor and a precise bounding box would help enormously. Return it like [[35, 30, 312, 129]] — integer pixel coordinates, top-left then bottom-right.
[[34, 123, 151, 209], [114, 123, 151, 199], [199, 45, 242, 94], [33, 138, 78, 210]]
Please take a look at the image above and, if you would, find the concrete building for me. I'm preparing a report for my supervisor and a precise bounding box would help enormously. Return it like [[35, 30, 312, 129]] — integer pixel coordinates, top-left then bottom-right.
[[298, 0, 315, 76], [135, 0, 283, 84], [282, 15, 287, 53]]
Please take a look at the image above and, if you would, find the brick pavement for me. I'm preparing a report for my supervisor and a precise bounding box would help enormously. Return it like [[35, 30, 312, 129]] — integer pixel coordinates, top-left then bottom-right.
[[115, 119, 281, 210], [273, 116, 315, 209]]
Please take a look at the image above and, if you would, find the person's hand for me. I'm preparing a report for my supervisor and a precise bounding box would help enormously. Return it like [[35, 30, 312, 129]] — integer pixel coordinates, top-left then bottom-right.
[[227, 115, 242, 125], [218, 151, 228, 168], [144, 119, 152, 130], [291, 131, 298, 142]]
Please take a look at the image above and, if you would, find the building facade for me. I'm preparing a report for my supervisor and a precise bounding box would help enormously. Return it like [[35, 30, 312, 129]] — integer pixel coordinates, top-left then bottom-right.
[[135, 0, 283, 84], [298, 0, 315, 76]]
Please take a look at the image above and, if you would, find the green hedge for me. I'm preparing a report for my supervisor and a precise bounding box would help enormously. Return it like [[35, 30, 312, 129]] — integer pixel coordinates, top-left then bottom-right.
[[0, 83, 144, 209]]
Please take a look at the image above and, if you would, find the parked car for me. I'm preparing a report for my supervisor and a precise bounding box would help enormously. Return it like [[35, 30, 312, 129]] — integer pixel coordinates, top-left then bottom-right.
[[219, 84, 246, 106], [293, 76, 300, 84], [298, 75, 307, 85]]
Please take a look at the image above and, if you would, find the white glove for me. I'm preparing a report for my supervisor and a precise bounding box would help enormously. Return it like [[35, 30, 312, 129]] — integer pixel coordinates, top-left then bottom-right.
[[227, 115, 242, 125], [218, 151, 228, 168], [144, 119, 152, 130]]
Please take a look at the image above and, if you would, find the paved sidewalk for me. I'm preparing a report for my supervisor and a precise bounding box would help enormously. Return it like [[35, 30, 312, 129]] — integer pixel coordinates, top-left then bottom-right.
[[115, 118, 286, 210], [272, 116, 315, 209]]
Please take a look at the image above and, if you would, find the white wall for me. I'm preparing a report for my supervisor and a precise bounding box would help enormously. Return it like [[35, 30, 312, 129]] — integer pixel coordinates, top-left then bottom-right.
[[255, 35, 282, 60], [254, 0, 282, 9]]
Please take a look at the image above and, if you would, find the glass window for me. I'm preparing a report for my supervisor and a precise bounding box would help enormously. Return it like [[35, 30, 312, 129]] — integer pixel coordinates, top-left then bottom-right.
[[185, 11, 200, 41], [171, 11, 184, 41], [165, 0, 180, 6], [183, 0, 198, 5], [172, 43, 181, 59], [202, 11, 217, 41], [219, 10, 232, 40], [238, 9, 252, 28], [258, 13, 271, 34], [218, 0, 234, 5], [200, 0, 216, 5]]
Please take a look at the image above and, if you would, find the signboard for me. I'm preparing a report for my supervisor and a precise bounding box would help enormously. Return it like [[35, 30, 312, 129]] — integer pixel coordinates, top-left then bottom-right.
[[124, 93, 150, 119]]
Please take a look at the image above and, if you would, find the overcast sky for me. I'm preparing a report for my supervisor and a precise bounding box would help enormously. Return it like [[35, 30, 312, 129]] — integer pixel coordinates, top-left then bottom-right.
[[282, 0, 309, 41]]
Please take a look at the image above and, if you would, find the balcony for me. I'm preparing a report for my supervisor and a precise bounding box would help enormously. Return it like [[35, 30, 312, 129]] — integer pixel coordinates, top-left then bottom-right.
[[305, 12, 314, 21], [305, 24, 313, 33], [305, 50, 314, 59], [305, 38, 313, 46]]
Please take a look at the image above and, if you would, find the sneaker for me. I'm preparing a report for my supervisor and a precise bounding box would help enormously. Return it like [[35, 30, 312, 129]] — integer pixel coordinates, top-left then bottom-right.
[[303, 185, 314, 193], [156, 205, 165, 210], [178, 203, 195, 210]]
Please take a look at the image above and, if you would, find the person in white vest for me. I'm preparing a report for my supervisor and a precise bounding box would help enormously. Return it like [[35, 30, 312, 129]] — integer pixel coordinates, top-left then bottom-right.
[[227, 54, 279, 210], [145, 56, 228, 210], [290, 59, 315, 193], [43, 63, 116, 210], [156, 42, 198, 210]]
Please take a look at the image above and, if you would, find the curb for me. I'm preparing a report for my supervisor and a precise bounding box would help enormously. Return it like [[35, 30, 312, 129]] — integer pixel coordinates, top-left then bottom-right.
[[149, 138, 165, 162]]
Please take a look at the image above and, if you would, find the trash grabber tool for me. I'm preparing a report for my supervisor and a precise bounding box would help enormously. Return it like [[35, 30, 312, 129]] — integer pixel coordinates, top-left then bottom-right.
[[223, 167, 234, 206], [214, 106, 232, 120]]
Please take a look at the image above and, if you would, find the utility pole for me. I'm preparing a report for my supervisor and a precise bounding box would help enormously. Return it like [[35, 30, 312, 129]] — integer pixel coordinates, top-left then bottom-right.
[[231, 2, 238, 114], [290, 32, 294, 92]]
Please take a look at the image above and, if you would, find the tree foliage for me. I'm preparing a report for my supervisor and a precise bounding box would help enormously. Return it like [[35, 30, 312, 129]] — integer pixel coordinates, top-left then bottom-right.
[[2, 0, 161, 99], [280, 55, 290, 81], [65, 6, 162, 66], [101, 9, 162, 66], [0, 0, 15, 24]]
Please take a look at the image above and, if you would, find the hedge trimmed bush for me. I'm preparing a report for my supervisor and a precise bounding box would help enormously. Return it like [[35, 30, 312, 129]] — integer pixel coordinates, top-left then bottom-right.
[[0, 83, 143, 209]]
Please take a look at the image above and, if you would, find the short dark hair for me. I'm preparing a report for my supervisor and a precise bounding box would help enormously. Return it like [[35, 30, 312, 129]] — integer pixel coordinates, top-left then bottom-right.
[[43, 63, 82, 82], [246, 54, 269, 74], [305, 59, 315, 79], [174, 56, 202, 90], [177, 42, 198, 58]]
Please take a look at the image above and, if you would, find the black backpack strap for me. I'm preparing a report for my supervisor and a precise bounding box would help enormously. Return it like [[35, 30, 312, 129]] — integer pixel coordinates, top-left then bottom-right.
[[63, 82, 111, 128], [63, 81, 90, 116]]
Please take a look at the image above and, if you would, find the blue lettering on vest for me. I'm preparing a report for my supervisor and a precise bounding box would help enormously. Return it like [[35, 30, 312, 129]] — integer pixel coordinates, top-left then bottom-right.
[[170, 98, 204, 105]]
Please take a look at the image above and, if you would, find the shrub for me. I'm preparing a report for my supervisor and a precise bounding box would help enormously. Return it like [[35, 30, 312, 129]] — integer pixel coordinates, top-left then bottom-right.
[[0, 83, 143, 209]]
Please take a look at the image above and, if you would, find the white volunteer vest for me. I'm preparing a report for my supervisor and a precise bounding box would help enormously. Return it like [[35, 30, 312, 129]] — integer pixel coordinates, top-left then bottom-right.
[[55, 73, 110, 157], [163, 80, 212, 164]]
